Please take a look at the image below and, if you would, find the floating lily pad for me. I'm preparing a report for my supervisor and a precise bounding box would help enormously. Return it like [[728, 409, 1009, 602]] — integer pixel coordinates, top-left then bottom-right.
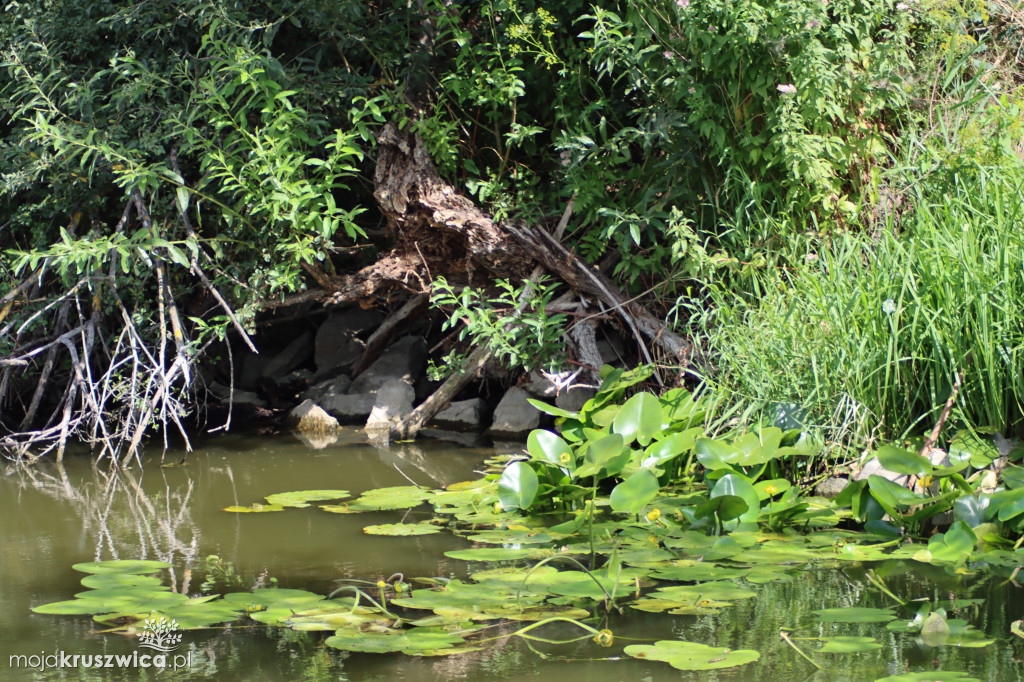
[[816, 636, 883, 653], [624, 640, 759, 671], [223, 504, 286, 513], [72, 560, 171, 575], [444, 547, 554, 562], [363, 523, 442, 536], [814, 607, 896, 623], [264, 490, 350, 508], [347, 486, 432, 510], [80, 574, 166, 590], [875, 673, 979, 682], [325, 629, 465, 654], [650, 563, 746, 582]]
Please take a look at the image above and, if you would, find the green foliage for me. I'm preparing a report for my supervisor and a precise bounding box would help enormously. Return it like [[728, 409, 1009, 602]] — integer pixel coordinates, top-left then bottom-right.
[[431, 276, 568, 373]]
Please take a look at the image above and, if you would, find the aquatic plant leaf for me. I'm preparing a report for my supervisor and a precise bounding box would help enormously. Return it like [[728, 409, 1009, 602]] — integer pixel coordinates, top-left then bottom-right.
[[264, 490, 349, 507], [1002, 466, 1024, 489], [347, 486, 432, 510], [575, 433, 628, 478], [816, 636, 883, 653], [72, 560, 171, 574], [526, 399, 578, 420], [223, 504, 286, 513], [223, 588, 325, 617], [643, 429, 701, 468], [465, 529, 553, 545], [80, 574, 166, 590], [876, 445, 934, 476], [694, 438, 741, 471], [652, 581, 757, 603], [694, 495, 748, 523], [363, 523, 442, 536], [650, 563, 746, 582], [950, 430, 999, 468], [624, 640, 759, 671], [498, 461, 539, 510], [814, 607, 896, 623], [33, 599, 126, 615], [613, 392, 663, 446], [610, 469, 659, 514], [444, 547, 554, 562], [527, 430, 574, 470], [875, 674, 978, 682], [711, 474, 759, 524], [137, 602, 244, 629], [868, 475, 925, 508], [325, 629, 466, 654]]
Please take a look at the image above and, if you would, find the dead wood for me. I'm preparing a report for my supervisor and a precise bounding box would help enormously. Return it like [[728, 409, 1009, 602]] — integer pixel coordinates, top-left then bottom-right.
[[352, 293, 429, 378]]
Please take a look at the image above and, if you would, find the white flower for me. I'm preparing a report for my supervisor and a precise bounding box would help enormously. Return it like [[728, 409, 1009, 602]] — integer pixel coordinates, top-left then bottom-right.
[[777, 83, 797, 95]]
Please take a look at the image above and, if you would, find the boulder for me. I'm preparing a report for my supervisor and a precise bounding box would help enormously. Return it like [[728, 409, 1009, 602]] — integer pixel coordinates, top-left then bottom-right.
[[208, 382, 265, 408], [487, 387, 541, 439], [349, 336, 427, 394], [287, 399, 339, 434], [300, 374, 352, 403], [261, 331, 313, 381], [314, 309, 383, 375], [521, 370, 557, 399], [238, 352, 272, 390], [429, 398, 485, 430], [320, 392, 376, 425], [556, 387, 595, 413], [366, 379, 416, 428], [814, 476, 849, 498]]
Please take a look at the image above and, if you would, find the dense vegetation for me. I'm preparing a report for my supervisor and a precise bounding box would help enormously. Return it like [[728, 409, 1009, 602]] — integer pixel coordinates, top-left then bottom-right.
[[1, 0, 1023, 463]]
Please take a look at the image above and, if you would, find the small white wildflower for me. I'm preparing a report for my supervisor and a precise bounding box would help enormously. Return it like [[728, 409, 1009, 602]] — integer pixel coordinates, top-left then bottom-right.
[[777, 83, 797, 95]]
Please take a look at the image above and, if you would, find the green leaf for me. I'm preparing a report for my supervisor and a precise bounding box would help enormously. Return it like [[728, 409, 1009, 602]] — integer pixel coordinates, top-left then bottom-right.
[[814, 607, 896, 623], [575, 433, 628, 478], [610, 469, 660, 514], [624, 640, 759, 671], [71, 560, 171, 575], [612, 392, 663, 445], [527, 430, 574, 470], [711, 474, 759, 524], [498, 461, 539, 510], [816, 636, 883, 653], [876, 444, 933, 476]]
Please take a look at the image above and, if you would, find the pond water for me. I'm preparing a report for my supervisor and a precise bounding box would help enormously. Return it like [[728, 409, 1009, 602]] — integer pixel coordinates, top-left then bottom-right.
[[2, 431, 1023, 681]]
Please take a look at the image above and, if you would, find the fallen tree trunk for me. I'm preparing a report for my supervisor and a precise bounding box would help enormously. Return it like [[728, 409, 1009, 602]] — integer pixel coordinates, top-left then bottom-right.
[[347, 122, 693, 439]]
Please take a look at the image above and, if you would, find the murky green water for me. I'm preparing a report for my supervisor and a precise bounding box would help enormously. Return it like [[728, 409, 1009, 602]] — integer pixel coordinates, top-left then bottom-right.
[[2, 431, 1023, 681]]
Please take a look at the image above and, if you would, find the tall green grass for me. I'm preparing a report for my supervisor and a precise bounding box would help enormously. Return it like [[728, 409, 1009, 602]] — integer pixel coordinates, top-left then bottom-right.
[[698, 165, 1024, 447]]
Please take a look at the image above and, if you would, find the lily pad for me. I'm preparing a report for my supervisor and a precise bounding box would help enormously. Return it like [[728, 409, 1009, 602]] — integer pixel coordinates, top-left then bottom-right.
[[71, 560, 171, 575], [347, 486, 432, 511], [264, 490, 349, 507], [816, 636, 883, 653], [813, 607, 896, 623], [80, 574, 166, 590], [875, 674, 978, 682], [624, 640, 759, 671], [325, 629, 465, 654], [363, 523, 442, 536], [444, 547, 554, 562], [223, 504, 286, 513]]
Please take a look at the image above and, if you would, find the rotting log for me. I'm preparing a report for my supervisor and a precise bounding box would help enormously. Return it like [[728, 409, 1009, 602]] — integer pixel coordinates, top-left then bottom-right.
[[319, 122, 694, 440]]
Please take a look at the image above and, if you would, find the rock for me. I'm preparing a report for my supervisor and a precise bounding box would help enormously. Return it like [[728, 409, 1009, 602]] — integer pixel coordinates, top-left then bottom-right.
[[208, 382, 265, 408], [279, 368, 313, 384], [366, 379, 415, 428], [320, 392, 377, 424], [300, 374, 352, 403], [238, 352, 272, 389], [814, 476, 849, 499], [287, 399, 339, 434], [853, 457, 908, 486], [314, 309, 383, 375], [349, 336, 427, 394], [487, 387, 541, 439], [261, 331, 313, 381], [430, 398, 485, 430], [522, 371, 557, 399], [556, 387, 595, 413]]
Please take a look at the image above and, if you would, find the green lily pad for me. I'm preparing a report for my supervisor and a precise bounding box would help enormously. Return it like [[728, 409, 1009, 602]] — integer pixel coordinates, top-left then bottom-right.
[[72, 560, 171, 574], [325, 629, 465, 654], [814, 607, 896, 623], [624, 640, 759, 671], [650, 563, 746, 582], [444, 547, 554, 562], [80, 574, 166, 590], [223, 504, 286, 513], [347, 486, 432, 510], [875, 674, 979, 682], [816, 636, 883, 653], [264, 490, 350, 507], [363, 523, 442, 536]]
